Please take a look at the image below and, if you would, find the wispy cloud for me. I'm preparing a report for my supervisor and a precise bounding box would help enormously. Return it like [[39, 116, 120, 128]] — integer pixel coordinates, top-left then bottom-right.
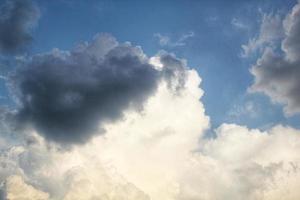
[[241, 13, 284, 57], [0, 75, 7, 80], [231, 18, 249, 30], [154, 31, 195, 47], [227, 100, 259, 120]]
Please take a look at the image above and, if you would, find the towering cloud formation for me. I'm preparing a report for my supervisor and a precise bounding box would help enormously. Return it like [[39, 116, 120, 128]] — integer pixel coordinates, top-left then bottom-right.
[[0, 0, 39, 54], [11, 34, 187, 144], [249, 1, 300, 115], [1, 63, 300, 199], [0, 1, 299, 199]]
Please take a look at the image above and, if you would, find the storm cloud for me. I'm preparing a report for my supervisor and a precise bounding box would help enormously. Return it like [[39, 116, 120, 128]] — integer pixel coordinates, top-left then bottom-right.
[[1, 69, 300, 199], [0, 0, 39, 54], [250, 1, 300, 116], [10, 34, 187, 144]]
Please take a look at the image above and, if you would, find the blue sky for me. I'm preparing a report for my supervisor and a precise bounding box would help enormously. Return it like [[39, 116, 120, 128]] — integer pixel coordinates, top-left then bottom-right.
[[1, 0, 299, 130]]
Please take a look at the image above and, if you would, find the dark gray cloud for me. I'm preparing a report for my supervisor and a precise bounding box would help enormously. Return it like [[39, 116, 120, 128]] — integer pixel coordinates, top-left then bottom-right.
[[0, 189, 5, 200], [0, 0, 39, 54], [282, 1, 300, 62], [10, 34, 187, 145], [250, 2, 300, 116]]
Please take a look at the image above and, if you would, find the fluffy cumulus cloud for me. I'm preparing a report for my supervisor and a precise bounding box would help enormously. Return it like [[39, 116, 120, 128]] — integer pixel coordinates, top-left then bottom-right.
[[4, 175, 49, 200], [9, 34, 187, 145], [249, 1, 300, 115], [0, 33, 300, 199], [0, 0, 40, 54]]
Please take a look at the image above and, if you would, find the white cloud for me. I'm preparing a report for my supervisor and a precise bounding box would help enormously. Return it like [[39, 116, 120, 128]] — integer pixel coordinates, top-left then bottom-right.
[[154, 31, 195, 48], [1, 53, 300, 199], [227, 100, 259, 120], [231, 18, 249, 30], [5, 175, 49, 200]]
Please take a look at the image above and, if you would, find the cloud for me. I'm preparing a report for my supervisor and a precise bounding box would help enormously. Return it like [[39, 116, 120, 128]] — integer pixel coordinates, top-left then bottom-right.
[[8, 34, 188, 145], [154, 31, 194, 48], [0, 65, 209, 199], [227, 100, 259, 120], [231, 18, 249, 30], [4, 175, 49, 200], [1, 45, 300, 199], [0, 3, 299, 195], [0, 0, 40, 54], [241, 12, 284, 57], [197, 124, 300, 200], [249, 1, 300, 116], [282, 1, 300, 62]]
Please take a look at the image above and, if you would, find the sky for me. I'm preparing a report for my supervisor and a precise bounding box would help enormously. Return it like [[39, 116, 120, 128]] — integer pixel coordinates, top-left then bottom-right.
[[0, 0, 300, 199]]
